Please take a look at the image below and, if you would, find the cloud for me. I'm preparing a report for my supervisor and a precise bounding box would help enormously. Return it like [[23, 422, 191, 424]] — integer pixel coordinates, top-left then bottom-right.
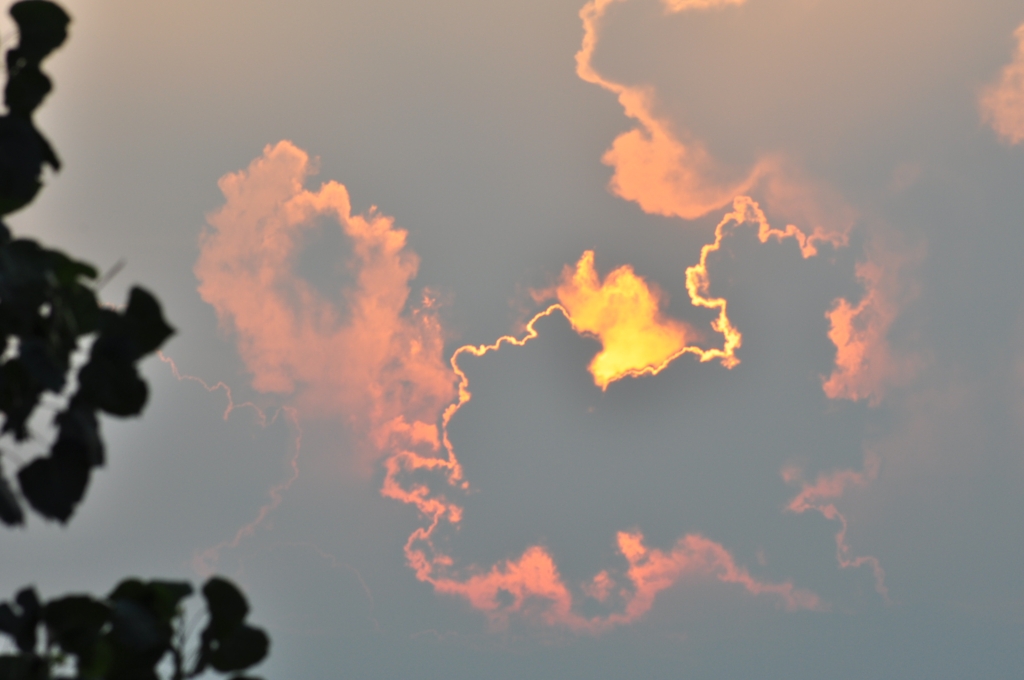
[[575, 0, 858, 239], [980, 23, 1024, 145], [537, 251, 699, 389], [576, 0, 764, 220], [385, 293, 823, 632], [194, 141, 457, 455], [576, 0, 894, 406], [410, 306, 828, 631], [660, 0, 744, 11], [198, 142, 825, 633], [157, 353, 304, 574], [193, 0, 923, 631], [783, 455, 889, 601], [822, 238, 923, 406], [531, 194, 850, 393], [423, 531, 820, 634], [680, 195, 848, 368]]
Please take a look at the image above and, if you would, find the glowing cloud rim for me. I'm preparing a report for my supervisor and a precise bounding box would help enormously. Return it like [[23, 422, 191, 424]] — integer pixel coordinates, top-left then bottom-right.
[[190, 0, 919, 628], [196, 141, 827, 632]]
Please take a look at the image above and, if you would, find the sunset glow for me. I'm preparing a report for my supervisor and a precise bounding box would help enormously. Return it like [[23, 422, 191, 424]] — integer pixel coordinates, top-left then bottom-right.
[[15, 0, 1024, 676]]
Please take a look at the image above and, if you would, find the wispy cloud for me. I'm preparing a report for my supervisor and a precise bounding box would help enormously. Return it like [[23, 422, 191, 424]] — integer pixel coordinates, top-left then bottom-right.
[[425, 531, 820, 634], [981, 23, 1024, 145], [823, 238, 924, 406], [783, 455, 889, 601]]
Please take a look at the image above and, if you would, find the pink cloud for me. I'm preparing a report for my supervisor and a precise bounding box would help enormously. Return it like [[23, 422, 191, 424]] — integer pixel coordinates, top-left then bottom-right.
[[195, 141, 457, 461], [577, 0, 888, 404], [199, 142, 826, 633], [392, 288, 823, 632], [783, 455, 889, 601], [421, 531, 820, 634], [575, 0, 857, 243], [822, 239, 923, 406], [980, 23, 1024, 145], [576, 0, 765, 220]]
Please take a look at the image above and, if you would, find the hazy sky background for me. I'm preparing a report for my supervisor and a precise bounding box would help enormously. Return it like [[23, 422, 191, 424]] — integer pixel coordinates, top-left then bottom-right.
[[2, 0, 1024, 677]]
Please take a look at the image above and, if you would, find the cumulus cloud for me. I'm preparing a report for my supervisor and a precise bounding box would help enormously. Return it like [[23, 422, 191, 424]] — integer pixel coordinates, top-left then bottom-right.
[[576, 0, 858, 240], [576, 0, 896, 405], [390, 288, 822, 632], [194, 0, 926, 631], [576, 0, 764, 220], [201, 142, 824, 634], [195, 141, 457, 451]]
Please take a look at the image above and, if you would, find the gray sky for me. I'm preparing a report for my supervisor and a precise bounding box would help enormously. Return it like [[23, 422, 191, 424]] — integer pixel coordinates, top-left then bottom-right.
[[3, 0, 1024, 677]]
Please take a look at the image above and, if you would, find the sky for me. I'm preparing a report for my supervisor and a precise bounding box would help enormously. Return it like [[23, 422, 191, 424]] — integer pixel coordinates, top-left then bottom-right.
[[2, 0, 1024, 677]]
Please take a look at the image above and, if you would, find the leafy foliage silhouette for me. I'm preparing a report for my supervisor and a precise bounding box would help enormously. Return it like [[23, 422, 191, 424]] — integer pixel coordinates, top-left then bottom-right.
[[0, 3, 271, 678], [0, 0, 174, 526], [0, 578, 269, 680]]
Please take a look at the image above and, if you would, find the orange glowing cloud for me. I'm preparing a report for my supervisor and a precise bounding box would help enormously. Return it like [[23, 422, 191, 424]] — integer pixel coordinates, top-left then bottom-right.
[[576, 0, 858, 251], [540, 251, 698, 389], [578, 0, 898, 407], [576, 0, 764, 220], [783, 455, 888, 601], [195, 141, 456, 453], [378, 190, 869, 627], [200, 143, 826, 633], [385, 293, 822, 632], [530, 196, 847, 392], [661, 0, 744, 10], [822, 241, 922, 406], [981, 23, 1024, 145], [683, 195, 848, 366], [418, 530, 820, 633]]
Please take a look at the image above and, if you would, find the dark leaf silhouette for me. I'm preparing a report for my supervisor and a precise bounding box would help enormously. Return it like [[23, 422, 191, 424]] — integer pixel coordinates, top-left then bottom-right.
[[121, 287, 175, 358], [0, 1, 67, 215], [0, 4, 272, 678], [202, 578, 249, 637], [0, 588, 39, 653], [0, 0, 180, 523], [8, 1, 69, 61], [196, 578, 269, 675], [207, 625, 269, 674], [0, 652, 48, 680], [16, 449, 89, 522], [42, 594, 111, 674], [0, 578, 269, 680]]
